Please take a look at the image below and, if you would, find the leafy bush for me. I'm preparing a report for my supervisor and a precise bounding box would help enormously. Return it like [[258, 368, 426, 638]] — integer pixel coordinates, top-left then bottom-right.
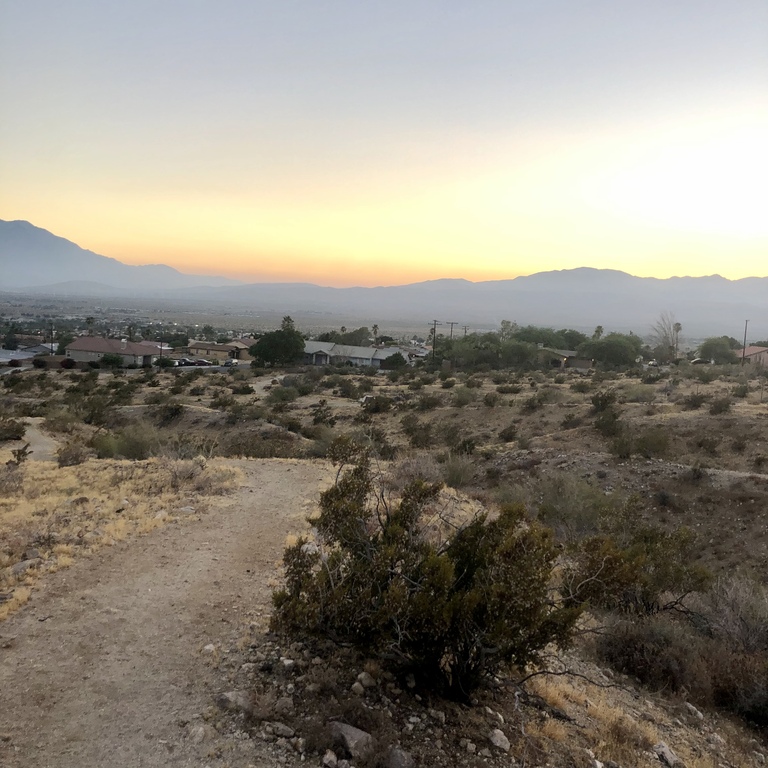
[[57, 440, 92, 467], [272, 449, 580, 698], [0, 417, 26, 441], [451, 386, 476, 407], [496, 383, 522, 394], [32, 357, 48, 369], [682, 392, 707, 410], [498, 423, 517, 442], [441, 453, 475, 488], [590, 389, 618, 413], [483, 391, 500, 407], [732, 383, 749, 398], [417, 393, 442, 410], [362, 395, 393, 413], [709, 396, 732, 415]]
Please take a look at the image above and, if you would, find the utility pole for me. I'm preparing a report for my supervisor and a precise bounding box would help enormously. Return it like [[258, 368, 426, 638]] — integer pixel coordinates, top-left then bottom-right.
[[430, 320, 442, 361], [446, 321, 457, 339], [742, 319, 749, 366], [49, 320, 55, 355], [462, 325, 470, 337]]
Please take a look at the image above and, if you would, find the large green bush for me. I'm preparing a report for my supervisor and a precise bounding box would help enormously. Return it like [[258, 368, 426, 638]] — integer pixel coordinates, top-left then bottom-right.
[[272, 445, 580, 699]]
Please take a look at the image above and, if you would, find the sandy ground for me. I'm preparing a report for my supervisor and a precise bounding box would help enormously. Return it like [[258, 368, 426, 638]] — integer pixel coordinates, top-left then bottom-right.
[[0, 458, 332, 767]]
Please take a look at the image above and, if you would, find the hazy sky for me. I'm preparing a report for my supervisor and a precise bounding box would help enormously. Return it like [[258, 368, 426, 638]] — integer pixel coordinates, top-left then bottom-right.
[[1, 1, 766, 286]]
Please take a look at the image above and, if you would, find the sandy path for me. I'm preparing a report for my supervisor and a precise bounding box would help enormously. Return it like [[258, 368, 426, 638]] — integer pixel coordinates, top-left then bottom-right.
[[14, 417, 59, 462], [0, 459, 331, 768]]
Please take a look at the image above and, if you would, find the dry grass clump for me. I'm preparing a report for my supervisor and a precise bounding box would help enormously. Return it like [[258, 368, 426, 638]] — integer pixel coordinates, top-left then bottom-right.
[[0, 457, 239, 620]]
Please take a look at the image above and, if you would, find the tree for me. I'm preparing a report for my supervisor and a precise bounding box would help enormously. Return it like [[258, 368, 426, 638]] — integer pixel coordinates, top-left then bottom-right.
[[578, 333, 643, 368], [201, 324, 216, 342], [379, 351, 407, 369], [56, 332, 74, 355], [248, 316, 304, 366], [272, 445, 580, 698], [85, 316, 95, 336], [100, 353, 124, 369], [650, 311, 681, 362], [698, 337, 739, 365], [593, 325, 604, 340], [372, 324, 379, 344]]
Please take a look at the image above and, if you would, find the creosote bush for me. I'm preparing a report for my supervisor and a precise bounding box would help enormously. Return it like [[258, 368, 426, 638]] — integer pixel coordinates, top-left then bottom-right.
[[272, 441, 580, 699]]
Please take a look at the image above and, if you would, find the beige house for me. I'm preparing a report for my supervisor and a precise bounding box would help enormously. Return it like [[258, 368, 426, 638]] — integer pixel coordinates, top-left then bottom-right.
[[66, 337, 155, 366], [186, 339, 252, 361], [742, 346, 768, 365]]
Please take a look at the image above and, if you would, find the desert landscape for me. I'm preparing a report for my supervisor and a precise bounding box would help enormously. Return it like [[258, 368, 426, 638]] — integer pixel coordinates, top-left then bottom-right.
[[2, 354, 768, 767]]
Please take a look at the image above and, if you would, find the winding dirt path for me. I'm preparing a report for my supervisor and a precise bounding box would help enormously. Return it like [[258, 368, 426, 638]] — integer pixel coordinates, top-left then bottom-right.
[[0, 459, 332, 767]]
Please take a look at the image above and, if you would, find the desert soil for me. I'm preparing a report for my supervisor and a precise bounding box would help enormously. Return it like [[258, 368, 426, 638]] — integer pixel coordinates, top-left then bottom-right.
[[0, 458, 332, 768]]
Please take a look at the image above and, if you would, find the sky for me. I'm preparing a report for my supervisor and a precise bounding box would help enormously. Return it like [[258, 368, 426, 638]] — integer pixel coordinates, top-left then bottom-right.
[[1, 1, 767, 286]]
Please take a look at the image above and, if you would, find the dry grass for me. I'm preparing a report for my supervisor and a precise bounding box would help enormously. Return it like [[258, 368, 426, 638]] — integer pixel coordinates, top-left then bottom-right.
[[0, 457, 240, 620]]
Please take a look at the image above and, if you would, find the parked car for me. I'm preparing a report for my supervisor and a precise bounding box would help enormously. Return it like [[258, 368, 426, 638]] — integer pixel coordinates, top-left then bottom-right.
[[222, 359, 237, 367]]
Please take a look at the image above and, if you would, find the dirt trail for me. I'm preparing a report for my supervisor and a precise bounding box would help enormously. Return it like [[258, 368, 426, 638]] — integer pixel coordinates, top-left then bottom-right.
[[0, 459, 332, 767], [16, 418, 58, 462]]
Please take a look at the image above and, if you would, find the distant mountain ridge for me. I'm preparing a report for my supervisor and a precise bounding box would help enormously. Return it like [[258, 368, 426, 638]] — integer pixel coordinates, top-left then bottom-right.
[[0, 219, 241, 291], [1, 218, 767, 337]]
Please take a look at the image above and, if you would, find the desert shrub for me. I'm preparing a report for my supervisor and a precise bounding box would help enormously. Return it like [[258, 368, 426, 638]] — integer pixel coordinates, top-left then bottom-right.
[[732, 383, 749, 399], [693, 434, 721, 455], [189, 385, 206, 397], [569, 379, 592, 393], [267, 386, 299, 404], [407, 380, 423, 391], [311, 399, 336, 426], [498, 423, 517, 443], [610, 432, 633, 459], [564, 526, 709, 615], [57, 440, 92, 467], [282, 375, 316, 396], [230, 383, 255, 395], [560, 413, 582, 429], [337, 379, 359, 399], [0, 417, 26, 441], [416, 393, 442, 411], [91, 425, 158, 460], [43, 409, 79, 434], [483, 391, 500, 407], [451, 386, 476, 407], [520, 393, 544, 413], [272, 449, 580, 698], [144, 391, 171, 405], [536, 474, 619, 543], [593, 409, 622, 437], [441, 378, 456, 389], [682, 392, 707, 410], [362, 395, 392, 414], [441, 454, 475, 488], [221, 429, 300, 458], [0, 464, 23, 494], [31, 357, 47, 369], [596, 617, 714, 702], [153, 402, 185, 426], [590, 389, 618, 413], [496, 384, 522, 394], [633, 427, 669, 458], [709, 396, 732, 415], [210, 392, 236, 410], [621, 385, 656, 403]]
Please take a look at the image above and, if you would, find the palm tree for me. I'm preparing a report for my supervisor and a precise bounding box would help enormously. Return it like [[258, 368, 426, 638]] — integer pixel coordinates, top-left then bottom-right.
[[372, 324, 379, 345], [673, 322, 682, 358], [593, 325, 603, 340], [85, 316, 95, 336]]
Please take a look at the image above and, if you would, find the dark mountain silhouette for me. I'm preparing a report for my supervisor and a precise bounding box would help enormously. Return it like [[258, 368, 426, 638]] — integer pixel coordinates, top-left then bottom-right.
[[1, 219, 766, 337]]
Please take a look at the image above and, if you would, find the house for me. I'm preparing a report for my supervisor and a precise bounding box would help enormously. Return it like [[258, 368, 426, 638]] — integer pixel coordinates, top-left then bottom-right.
[[538, 348, 593, 372], [136, 340, 174, 355], [741, 346, 768, 366], [186, 339, 252, 361], [304, 341, 411, 368], [65, 337, 155, 367]]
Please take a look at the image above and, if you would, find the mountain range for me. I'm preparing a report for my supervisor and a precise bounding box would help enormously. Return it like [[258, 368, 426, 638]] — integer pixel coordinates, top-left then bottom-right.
[[1, 218, 766, 338]]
